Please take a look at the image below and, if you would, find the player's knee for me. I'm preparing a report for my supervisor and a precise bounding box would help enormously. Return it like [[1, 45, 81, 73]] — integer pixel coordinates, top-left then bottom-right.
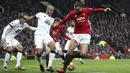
[[16, 45, 24, 52], [36, 49, 43, 55], [57, 50, 62, 56], [36, 49, 43, 58], [7, 46, 13, 51], [46, 48, 51, 55], [48, 41, 55, 51]]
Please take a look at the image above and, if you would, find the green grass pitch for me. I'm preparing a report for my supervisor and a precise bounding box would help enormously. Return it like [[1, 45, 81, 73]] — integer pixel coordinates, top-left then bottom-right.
[[0, 59, 130, 73]]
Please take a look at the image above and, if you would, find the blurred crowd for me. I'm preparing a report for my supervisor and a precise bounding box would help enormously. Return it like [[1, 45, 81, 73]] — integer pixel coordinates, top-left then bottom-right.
[[0, 0, 129, 58]]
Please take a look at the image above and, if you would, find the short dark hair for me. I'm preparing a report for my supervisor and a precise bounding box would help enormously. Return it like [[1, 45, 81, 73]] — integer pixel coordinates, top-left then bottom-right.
[[54, 17, 61, 22], [74, 1, 84, 7]]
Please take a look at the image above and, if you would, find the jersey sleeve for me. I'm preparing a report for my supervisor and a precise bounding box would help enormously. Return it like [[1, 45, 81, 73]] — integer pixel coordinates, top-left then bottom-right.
[[9, 20, 19, 27], [84, 8, 105, 14], [63, 34, 71, 40], [84, 8, 94, 14], [35, 12, 41, 19], [25, 23, 37, 31], [25, 23, 30, 28], [60, 27, 71, 40], [59, 11, 73, 25]]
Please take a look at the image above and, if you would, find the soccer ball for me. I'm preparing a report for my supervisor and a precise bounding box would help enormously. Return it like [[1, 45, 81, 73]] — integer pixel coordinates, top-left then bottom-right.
[[67, 62, 75, 71]]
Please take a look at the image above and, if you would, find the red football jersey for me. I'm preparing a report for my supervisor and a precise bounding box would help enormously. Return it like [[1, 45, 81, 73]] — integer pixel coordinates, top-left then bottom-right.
[[52, 25, 71, 42], [59, 8, 105, 34]]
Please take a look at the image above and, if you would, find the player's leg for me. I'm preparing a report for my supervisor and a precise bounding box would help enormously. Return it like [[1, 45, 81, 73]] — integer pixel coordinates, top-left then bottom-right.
[[74, 47, 84, 64], [3, 47, 13, 70], [79, 44, 88, 57], [64, 40, 70, 58], [79, 34, 90, 57], [44, 36, 55, 72], [45, 47, 50, 68], [3, 39, 13, 70], [73, 34, 90, 58], [46, 46, 55, 69], [64, 39, 78, 71], [34, 35, 45, 72], [15, 43, 25, 70], [46, 51, 55, 72], [55, 42, 64, 60], [57, 34, 80, 73], [59, 40, 70, 64], [79, 58, 84, 64], [57, 39, 78, 73]]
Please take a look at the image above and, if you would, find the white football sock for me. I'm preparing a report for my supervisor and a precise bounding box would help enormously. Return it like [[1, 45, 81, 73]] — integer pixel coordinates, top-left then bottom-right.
[[16, 52, 22, 67], [64, 53, 67, 58], [38, 56, 42, 65], [80, 58, 83, 62], [48, 53, 55, 67], [3, 52, 11, 67]]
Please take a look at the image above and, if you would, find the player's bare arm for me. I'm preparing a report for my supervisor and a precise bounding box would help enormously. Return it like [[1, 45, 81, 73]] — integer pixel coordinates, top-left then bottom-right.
[[22, 15, 35, 21]]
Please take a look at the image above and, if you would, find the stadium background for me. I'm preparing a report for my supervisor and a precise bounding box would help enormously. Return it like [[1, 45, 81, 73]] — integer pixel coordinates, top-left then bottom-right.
[[0, 0, 130, 59]]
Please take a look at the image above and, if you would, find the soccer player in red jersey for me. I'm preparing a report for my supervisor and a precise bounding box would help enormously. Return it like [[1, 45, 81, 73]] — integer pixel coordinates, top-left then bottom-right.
[[57, 1, 111, 73]]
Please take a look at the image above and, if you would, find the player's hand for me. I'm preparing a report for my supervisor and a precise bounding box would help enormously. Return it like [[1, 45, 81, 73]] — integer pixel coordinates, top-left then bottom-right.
[[104, 8, 111, 12]]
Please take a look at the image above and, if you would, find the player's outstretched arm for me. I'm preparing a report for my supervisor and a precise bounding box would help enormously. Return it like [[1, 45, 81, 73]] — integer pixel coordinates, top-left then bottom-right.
[[25, 24, 37, 31], [85, 7, 111, 14], [19, 13, 35, 21], [63, 33, 71, 40], [59, 12, 73, 25], [28, 26, 37, 31], [94, 7, 111, 12], [22, 15, 35, 21]]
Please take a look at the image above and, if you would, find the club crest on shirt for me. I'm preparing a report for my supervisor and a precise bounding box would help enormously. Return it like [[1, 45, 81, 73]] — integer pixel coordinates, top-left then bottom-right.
[[45, 19, 51, 25], [76, 17, 85, 23]]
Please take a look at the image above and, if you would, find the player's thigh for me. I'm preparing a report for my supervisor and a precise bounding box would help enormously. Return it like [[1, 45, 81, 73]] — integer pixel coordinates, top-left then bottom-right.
[[5, 38, 15, 51], [73, 34, 81, 44], [79, 34, 90, 56], [79, 44, 88, 56], [44, 36, 55, 51], [15, 44, 23, 52], [68, 34, 80, 50], [34, 35, 44, 49], [46, 46, 51, 55], [12, 39, 23, 49], [67, 39, 78, 55]]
